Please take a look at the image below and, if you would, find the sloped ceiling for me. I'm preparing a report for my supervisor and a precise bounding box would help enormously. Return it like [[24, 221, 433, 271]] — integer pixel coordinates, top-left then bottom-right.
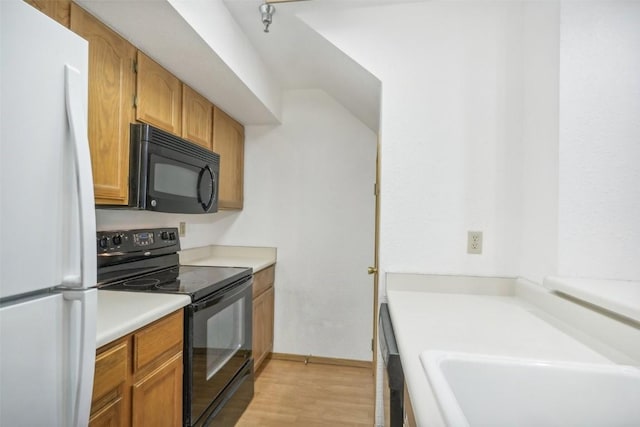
[[223, 0, 382, 131]]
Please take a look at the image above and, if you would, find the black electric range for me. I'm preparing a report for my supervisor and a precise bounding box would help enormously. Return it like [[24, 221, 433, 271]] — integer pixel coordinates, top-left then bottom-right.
[[97, 227, 255, 427], [96, 228, 252, 301]]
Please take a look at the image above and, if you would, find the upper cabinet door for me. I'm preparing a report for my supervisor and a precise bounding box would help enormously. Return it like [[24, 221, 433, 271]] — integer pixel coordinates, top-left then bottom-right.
[[212, 106, 245, 210], [24, 0, 70, 27], [182, 84, 213, 150], [70, 3, 136, 205], [136, 51, 182, 135]]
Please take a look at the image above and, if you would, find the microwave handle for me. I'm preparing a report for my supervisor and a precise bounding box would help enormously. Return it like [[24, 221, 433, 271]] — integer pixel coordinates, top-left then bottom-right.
[[197, 165, 215, 211]]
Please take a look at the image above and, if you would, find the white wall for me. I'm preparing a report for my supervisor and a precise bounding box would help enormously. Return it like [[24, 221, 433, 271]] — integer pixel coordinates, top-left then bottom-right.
[[518, 2, 560, 284], [206, 89, 377, 361], [97, 89, 378, 361], [300, 2, 563, 424], [301, 1, 639, 424], [301, 0, 532, 286], [558, 1, 640, 281]]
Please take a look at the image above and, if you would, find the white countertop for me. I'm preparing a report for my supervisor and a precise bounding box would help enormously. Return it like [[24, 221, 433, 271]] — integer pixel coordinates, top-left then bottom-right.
[[96, 291, 191, 348], [179, 245, 277, 273], [544, 276, 640, 322], [386, 273, 637, 427]]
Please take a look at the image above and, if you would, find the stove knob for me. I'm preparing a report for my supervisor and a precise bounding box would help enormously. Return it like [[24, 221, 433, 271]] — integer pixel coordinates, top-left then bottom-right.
[[99, 236, 109, 249], [161, 231, 169, 240], [112, 235, 122, 246], [169, 232, 176, 240]]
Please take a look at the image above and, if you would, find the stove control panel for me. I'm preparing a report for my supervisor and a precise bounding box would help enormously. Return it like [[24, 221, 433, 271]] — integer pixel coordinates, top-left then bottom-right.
[[96, 227, 180, 255]]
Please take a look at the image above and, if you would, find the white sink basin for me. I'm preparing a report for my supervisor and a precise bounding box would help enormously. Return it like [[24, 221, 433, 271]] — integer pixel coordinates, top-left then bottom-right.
[[420, 351, 640, 427]]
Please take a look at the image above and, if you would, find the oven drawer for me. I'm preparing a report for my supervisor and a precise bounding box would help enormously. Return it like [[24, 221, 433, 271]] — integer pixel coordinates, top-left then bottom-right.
[[253, 265, 274, 299], [134, 310, 183, 374]]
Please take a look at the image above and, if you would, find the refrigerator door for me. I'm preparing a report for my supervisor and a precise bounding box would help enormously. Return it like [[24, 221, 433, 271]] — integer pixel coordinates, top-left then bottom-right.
[[0, 289, 97, 427], [0, 0, 95, 298]]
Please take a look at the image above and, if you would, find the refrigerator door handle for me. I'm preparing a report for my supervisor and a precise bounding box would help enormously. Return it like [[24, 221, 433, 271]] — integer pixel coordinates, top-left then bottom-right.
[[63, 64, 96, 289], [64, 289, 97, 427]]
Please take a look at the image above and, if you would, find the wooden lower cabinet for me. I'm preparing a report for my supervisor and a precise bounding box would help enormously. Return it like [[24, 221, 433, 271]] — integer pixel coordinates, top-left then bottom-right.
[[90, 310, 183, 427], [89, 398, 125, 427], [252, 266, 275, 373], [90, 338, 129, 427], [132, 353, 183, 427]]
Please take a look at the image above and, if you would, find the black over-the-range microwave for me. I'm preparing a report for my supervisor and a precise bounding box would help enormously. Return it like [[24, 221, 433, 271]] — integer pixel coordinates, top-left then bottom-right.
[[116, 123, 220, 214]]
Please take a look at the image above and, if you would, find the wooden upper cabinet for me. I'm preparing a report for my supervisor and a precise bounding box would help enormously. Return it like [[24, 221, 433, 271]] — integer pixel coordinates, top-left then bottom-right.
[[182, 85, 213, 150], [24, 0, 70, 27], [213, 106, 245, 210], [136, 51, 182, 135], [70, 3, 136, 206]]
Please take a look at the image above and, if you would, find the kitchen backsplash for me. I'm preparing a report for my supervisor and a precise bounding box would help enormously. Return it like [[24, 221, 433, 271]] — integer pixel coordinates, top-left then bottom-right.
[[96, 209, 238, 250]]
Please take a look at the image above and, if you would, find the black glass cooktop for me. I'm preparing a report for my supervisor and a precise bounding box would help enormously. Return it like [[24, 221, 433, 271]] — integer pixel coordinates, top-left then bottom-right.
[[100, 264, 252, 302]]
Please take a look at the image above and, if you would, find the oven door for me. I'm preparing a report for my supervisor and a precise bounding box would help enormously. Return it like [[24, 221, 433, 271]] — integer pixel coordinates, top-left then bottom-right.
[[184, 277, 253, 426]]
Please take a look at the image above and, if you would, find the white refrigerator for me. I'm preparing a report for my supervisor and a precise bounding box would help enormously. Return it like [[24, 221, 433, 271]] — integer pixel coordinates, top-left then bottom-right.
[[0, 1, 98, 426]]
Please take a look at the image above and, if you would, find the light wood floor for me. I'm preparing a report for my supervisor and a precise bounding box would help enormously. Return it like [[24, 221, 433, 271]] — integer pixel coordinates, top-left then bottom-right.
[[236, 359, 375, 426]]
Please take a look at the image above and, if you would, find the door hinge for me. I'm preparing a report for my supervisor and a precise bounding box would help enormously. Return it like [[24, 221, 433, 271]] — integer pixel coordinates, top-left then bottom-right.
[[371, 338, 374, 352], [133, 95, 137, 108], [373, 183, 377, 196], [132, 59, 138, 73]]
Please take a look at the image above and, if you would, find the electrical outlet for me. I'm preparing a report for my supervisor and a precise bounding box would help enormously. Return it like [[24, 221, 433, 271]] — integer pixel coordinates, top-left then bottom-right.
[[179, 222, 186, 237], [467, 231, 483, 254]]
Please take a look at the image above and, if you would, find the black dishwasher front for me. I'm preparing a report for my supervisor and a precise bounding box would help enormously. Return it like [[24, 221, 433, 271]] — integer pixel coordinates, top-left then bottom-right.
[[379, 303, 404, 427]]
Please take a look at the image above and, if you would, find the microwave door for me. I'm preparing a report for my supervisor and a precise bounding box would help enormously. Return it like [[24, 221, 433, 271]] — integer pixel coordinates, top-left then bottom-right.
[[147, 154, 216, 213]]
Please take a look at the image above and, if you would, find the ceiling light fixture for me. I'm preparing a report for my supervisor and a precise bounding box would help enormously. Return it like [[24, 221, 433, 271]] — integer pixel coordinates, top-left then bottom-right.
[[259, 3, 276, 33]]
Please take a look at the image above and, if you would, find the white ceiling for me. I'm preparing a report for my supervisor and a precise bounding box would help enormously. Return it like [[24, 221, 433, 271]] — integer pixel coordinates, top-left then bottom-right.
[[223, 0, 384, 130]]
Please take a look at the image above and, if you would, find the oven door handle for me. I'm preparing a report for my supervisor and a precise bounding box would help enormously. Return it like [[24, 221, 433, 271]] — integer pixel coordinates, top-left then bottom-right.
[[193, 277, 252, 312]]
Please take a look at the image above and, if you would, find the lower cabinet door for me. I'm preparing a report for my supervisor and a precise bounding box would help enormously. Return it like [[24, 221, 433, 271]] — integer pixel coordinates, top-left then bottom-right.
[[89, 397, 124, 427], [253, 286, 275, 372], [264, 287, 274, 357], [132, 353, 183, 427]]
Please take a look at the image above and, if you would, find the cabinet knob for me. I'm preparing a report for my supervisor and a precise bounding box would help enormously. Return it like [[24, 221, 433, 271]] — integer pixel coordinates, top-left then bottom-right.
[[367, 266, 378, 275]]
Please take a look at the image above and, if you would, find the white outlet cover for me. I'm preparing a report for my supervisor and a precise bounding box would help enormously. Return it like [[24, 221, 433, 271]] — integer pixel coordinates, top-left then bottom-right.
[[467, 231, 483, 254]]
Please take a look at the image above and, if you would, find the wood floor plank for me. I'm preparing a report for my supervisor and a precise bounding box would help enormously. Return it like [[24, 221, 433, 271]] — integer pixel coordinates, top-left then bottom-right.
[[236, 359, 374, 426]]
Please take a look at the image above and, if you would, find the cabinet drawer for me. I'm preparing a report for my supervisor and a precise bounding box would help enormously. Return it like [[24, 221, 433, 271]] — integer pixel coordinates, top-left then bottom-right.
[[253, 265, 274, 299], [93, 339, 128, 405], [133, 310, 183, 374]]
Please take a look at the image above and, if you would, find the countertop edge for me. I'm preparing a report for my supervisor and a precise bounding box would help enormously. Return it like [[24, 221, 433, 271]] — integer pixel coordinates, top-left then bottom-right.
[[179, 251, 276, 273], [96, 291, 191, 348]]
